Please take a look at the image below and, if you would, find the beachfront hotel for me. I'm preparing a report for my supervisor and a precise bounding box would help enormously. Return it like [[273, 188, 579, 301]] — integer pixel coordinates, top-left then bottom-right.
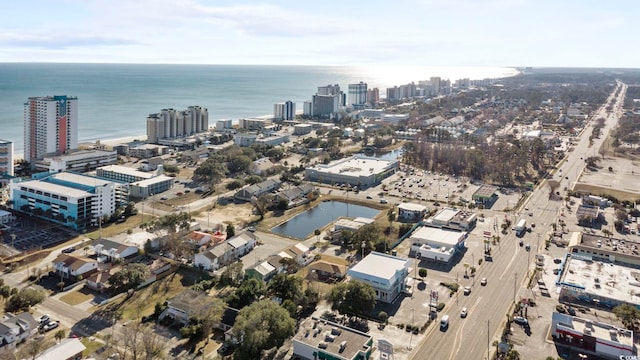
[[9, 172, 129, 230], [23, 95, 78, 163], [273, 100, 296, 122], [146, 106, 209, 144]]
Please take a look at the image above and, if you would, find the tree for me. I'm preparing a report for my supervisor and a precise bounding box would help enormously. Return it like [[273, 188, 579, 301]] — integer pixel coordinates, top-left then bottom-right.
[[227, 278, 265, 309], [326, 281, 376, 318], [613, 304, 640, 329], [267, 273, 303, 303], [194, 298, 225, 345], [226, 223, 236, 238], [418, 268, 427, 282], [5, 288, 46, 313], [108, 263, 150, 293], [233, 300, 296, 360], [54, 329, 66, 343]]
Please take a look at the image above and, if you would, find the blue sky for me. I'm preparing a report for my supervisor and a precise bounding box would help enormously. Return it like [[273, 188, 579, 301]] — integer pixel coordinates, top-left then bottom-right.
[[1, 0, 637, 67]]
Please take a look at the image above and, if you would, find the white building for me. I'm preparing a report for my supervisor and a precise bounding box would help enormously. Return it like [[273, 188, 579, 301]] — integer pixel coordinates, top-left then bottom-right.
[[0, 210, 14, 224], [38, 149, 118, 173], [347, 252, 410, 303], [34, 338, 86, 360], [0, 312, 38, 350], [397, 203, 428, 221], [293, 124, 313, 136], [216, 119, 233, 131], [52, 254, 98, 279], [0, 139, 13, 178], [410, 226, 467, 263], [305, 155, 399, 188], [24, 95, 78, 162], [93, 238, 139, 261], [424, 207, 478, 231]]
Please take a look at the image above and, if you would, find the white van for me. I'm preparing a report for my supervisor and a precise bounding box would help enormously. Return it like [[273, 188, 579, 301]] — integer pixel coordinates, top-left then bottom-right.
[[379, 198, 388, 204], [440, 315, 449, 330]]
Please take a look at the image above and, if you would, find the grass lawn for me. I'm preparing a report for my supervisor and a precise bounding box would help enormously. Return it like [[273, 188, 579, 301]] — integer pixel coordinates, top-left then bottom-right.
[[86, 216, 144, 240], [81, 336, 105, 357], [117, 268, 207, 321], [59, 289, 94, 305]]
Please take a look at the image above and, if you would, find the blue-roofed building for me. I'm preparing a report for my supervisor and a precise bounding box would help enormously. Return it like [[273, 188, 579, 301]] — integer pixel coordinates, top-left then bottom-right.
[[9, 172, 129, 230]]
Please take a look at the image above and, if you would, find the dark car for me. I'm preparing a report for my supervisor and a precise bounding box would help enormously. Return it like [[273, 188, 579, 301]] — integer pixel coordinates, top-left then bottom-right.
[[513, 316, 528, 326], [62, 247, 75, 254]]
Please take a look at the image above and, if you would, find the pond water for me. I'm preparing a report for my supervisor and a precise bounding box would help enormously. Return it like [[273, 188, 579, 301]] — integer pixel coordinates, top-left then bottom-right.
[[359, 148, 404, 161], [271, 201, 380, 239]]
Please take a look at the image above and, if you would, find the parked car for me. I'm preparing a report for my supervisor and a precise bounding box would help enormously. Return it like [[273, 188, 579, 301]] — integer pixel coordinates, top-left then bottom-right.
[[41, 321, 59, 332], [513, 316, 528, 326], [554, 258, 563, 264], [366, 195, 373, 199], [480, 278, 487, 286], [37, 315, 50, 324]]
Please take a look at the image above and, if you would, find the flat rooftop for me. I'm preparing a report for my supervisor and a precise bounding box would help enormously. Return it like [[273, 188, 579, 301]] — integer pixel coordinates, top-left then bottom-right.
[[99, 165, 154, 179], [133, 174, 174, 187], [49, 149, 116, 161], [559, 255, 640, 306], [410, 226, 465, 246], [553, 312, 633, 348], [473, 185, 498, 198], [433, 208, 459, 222], [349, 252, 409, 281], [18, 179, 90, 198], [51, 172, 114, 187], [398, 202, 427, 212], [294, 317, 372, 360], [307, 155, 397, 177]]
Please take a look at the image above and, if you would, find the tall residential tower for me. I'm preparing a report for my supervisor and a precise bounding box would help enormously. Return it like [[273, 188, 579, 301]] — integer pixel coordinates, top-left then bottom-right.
[[23, 95, 78, 163]]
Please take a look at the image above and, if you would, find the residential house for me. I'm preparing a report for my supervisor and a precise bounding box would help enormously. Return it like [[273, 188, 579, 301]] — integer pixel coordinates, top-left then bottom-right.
[[160, 289, 212, 325], [234, 179, 281, 202], [251, 157, 274, 176], [35, 338, 86, 360], [0, 312, 38, 350], [275, 183, 316, 208], [215, 307, 240, 343], [93, 238, 139, 261], [308, 260, 347, 281], [186, 231, 213, 248], [245, 254, 285, 282], [194, 245, 228, 271], [227, 232, 257, 259], [85, 271, 112, 292], [52, 254, 98, 279], [278, 243, 311, 266]]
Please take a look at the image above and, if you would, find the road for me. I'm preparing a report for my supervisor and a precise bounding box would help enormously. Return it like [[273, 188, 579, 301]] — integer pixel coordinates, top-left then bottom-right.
[[410, 81, 626, 360]]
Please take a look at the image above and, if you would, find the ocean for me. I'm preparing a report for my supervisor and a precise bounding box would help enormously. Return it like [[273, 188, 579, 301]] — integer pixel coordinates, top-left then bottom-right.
[[0, 63, 518, 154]]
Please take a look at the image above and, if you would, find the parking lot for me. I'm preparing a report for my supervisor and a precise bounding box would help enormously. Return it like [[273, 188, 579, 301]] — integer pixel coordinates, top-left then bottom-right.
[[1, 215, 77, 255]]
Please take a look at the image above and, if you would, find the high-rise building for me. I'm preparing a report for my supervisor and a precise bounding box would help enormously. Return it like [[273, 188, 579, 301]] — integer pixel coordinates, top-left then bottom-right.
[[23, 95, 78, 163], [348, 82, 368, 106], [274, 100, 296, 122], [146, 106, 208, 144], [366, 88, 380, 104], [0, 139, 13, 178]]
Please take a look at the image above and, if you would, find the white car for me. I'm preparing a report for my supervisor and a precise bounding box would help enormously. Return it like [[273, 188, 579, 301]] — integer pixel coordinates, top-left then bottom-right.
[[460, 307, 468, 318], [41, 321, 59, 332], [463, 286, 471, 295]]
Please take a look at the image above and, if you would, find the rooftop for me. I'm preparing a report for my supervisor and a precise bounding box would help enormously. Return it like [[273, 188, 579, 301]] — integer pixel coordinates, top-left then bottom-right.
[[48, 149, 116, 162], [17, 179, 90, 198], [294, 317, 372, 360], [349, 251, 409, 281], [473, 185, 498, 198], [410, 226, 466, 246], [433, 208, 459, 222], [558, 254, 640, 306], [307, 155, 398, 177], [569, 232, 640, 262], [99, 165, 154, 179], [552, 312, 633, 348], [133, 174, 174, 187], [35, 338, 86, 360], [167, 289, 211, 315], [397, 203, 428, 212]]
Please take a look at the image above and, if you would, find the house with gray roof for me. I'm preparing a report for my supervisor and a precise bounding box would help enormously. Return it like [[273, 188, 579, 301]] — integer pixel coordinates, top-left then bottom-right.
[[93, 238, 139, 261], [234, 178, 281, 202], [0, 312, 38, 350]]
